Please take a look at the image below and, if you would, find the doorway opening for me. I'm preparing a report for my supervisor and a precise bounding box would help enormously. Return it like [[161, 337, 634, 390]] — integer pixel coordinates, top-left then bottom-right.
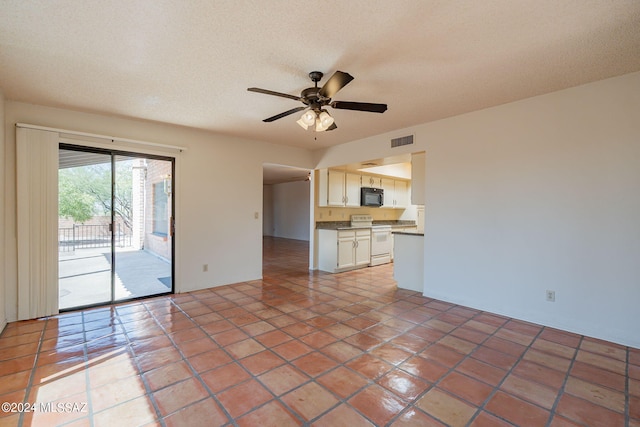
[[58, 144, 175, 310], [262, 163, 312, 272]]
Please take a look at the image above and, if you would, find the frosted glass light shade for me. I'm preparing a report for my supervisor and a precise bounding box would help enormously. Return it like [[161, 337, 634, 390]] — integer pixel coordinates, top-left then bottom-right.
[[318, 111, 334, 128], [300, 110, 316, 126], [297, 118, 310, 129]]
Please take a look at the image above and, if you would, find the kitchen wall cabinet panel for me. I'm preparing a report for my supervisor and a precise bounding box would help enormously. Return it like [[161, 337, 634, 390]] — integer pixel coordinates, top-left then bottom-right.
[[319, 169, 361, 207], [345, 173, 361, 207], [363, 175, 382, 189], [395, 180, 409, 208], [381, 178, 409, 208], [318, 168, 409, 209]]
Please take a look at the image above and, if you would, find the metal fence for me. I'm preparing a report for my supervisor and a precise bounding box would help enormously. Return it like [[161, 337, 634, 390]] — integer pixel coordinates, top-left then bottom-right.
[[58, 224, 132, 252]]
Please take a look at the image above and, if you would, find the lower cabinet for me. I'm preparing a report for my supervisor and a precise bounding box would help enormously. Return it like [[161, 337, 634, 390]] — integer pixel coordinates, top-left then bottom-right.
[[318, 229, 371, 273]]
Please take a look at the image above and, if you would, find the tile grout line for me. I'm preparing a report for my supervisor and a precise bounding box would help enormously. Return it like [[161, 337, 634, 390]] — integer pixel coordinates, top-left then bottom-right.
[[81, 312, 96, 427], [324, 297, 480, 426], [373, 305, 493, 426], [147, 297, 245, 427], [255, 273, 381, 426], [462, 320, 548, 427], [231, 276, 356, 427], [542, 334, 584, 427], [17, 319, 48, 427], [115, 304, 168, 427], [337, 286, 473, 426], [314, 272, 417, 426], [393, 310, 524, 427], [157, 292, 310, 426], [626, 346, 630, 427], [247, 272, 420, 426]]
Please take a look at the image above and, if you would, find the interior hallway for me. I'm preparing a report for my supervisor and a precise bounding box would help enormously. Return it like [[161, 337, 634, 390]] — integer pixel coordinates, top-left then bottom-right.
[[0, 237, 638, 426]]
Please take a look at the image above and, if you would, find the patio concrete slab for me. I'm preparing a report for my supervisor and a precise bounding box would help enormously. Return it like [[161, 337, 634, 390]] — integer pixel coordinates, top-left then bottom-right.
[[59, 248, 171, 310]]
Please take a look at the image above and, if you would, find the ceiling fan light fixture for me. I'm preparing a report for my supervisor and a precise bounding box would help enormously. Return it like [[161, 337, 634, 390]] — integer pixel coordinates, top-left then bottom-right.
[[296, 118, 309, 130], [312, 110, 334, 132], [300, 110, 316, 127], [248, 70, 386, 132], [319, 110, 334, 128]]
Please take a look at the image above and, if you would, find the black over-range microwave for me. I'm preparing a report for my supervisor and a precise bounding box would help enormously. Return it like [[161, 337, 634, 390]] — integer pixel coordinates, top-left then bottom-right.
[[361, 187, 384, 207]]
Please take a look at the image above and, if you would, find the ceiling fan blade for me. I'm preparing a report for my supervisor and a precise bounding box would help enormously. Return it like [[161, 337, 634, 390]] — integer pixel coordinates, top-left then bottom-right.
[[326, 122, 337, 131], [263, 106, 306, 122], [248, 87, 301, 101], [331, 101, 387, 113], [319, 71, 354, 99]]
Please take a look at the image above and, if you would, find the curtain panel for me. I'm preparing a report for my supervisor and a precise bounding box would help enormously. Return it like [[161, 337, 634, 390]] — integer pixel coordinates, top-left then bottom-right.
[[16, 127, 59, 320]]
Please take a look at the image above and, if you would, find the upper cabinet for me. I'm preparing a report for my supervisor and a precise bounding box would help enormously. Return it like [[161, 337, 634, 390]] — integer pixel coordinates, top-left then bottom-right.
[[381, 178, 409, 209], [318, 168, 409, 209], [319, 169, 361, 207], [362, 175, 382, 189]]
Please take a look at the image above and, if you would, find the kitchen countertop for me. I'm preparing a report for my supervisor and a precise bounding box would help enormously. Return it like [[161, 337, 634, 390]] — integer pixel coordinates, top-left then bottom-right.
[[316, 220, 417, 230], [393, 230, 424, 236]]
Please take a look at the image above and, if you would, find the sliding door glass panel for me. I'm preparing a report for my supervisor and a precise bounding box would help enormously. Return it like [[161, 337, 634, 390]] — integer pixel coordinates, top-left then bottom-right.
[[114, 155, 173, 301], [58, 149, 113, 310]]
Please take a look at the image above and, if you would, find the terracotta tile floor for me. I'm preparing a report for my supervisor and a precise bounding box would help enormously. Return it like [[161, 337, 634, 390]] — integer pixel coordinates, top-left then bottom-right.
[[1, 236, 638, 426]]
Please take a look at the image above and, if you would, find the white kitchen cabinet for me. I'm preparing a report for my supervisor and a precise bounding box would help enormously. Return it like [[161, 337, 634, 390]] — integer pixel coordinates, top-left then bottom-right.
[[381, 178, 409, 208], [319, 169, 361, 207], [354, 230, 371, 266], [327, 170, 345, 206], [395, 180, 409, 208], [362, 175, 382, 189], [337, 232, 356, 269], [345, 173, 361, 207], [318, 229, 370, 272]]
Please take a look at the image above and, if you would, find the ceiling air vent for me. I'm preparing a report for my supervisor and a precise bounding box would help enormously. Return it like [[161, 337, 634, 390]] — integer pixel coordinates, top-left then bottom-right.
[[391, 135, 414, 148]]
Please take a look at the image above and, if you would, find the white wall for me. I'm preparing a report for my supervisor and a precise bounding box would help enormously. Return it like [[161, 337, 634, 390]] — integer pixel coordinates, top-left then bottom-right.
[[315, 72, 640, 348], [270, 180, 310, 241], [0, 90, 6, 332], [262, 184, 274, 236], [3, 101, 314, 322]]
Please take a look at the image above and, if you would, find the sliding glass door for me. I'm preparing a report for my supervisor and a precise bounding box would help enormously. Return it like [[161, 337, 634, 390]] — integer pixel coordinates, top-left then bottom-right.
[[58, 145, 174, 310], [58, 149, 113, 308], [113, 154, 173, 301]]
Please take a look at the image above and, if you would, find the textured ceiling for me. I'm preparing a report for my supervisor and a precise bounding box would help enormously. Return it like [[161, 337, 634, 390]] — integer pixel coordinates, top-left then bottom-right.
[[1, 1, 640, 151]]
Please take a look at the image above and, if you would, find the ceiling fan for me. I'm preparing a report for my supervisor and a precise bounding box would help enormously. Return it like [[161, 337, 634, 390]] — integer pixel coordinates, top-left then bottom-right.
[[247, 71, 387, 132]]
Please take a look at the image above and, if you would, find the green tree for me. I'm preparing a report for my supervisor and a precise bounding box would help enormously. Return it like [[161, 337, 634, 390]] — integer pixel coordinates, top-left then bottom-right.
[[58, 161, 133, 228]]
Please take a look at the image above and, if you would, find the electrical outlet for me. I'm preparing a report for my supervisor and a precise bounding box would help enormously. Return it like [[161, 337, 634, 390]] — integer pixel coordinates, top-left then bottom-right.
[[203, 264, 208, 272], [254, 211, 259, 219], [546, 290, 555, 302]]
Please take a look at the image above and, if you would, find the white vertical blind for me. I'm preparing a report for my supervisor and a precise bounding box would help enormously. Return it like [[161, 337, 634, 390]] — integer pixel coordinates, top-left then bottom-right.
[[16, 128, 59, 319]]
